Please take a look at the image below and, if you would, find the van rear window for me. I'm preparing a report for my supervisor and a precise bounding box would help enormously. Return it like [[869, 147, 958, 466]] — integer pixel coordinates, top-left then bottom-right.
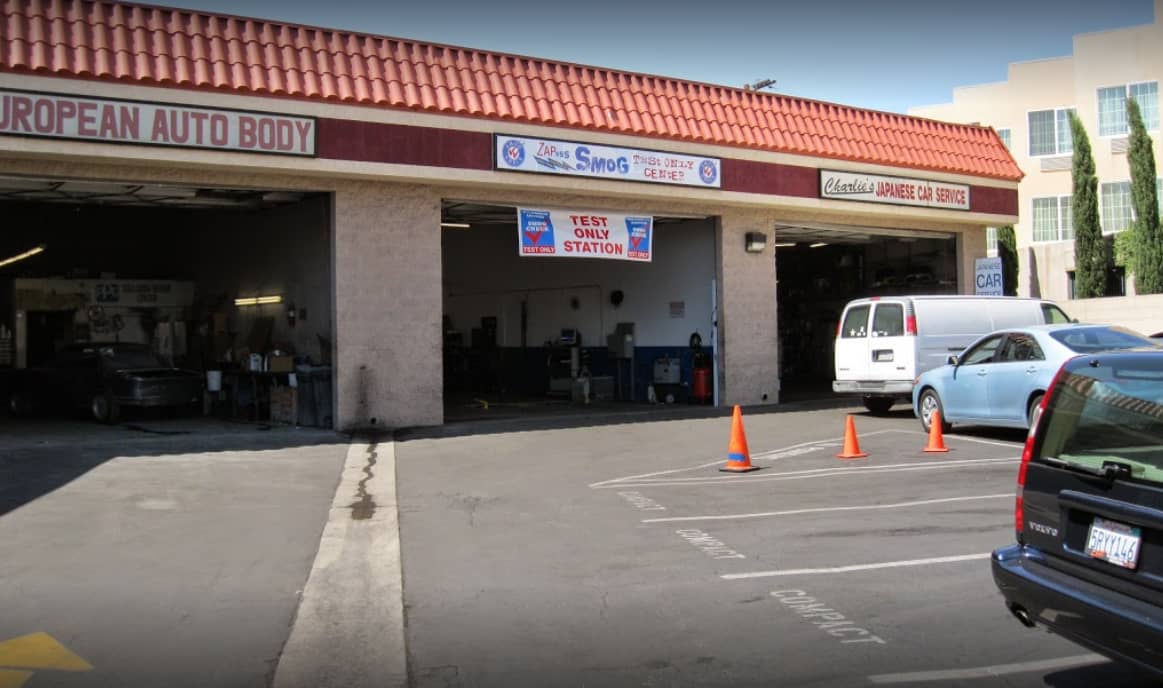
[[840, 306, 870, 338], [1037, 362, 1163, 484], [872, 304, 904, 337]]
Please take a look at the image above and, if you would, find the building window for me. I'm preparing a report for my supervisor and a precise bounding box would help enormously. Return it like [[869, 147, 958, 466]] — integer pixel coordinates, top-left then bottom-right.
[[1028, 108, 1074, 156], [1101, 181, 1133, 233], [996, 128, 1011, 150], [1067, 267, 1126, 299], [986, 227, 998, 256], [1032, 195, 1073, 242], [1098, 82, 1159, 136]]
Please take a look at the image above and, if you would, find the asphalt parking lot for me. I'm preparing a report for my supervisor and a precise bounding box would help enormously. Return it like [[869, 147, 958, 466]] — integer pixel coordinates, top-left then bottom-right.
[[397, 405, 1159, 687], [0, 416, 347, 688]]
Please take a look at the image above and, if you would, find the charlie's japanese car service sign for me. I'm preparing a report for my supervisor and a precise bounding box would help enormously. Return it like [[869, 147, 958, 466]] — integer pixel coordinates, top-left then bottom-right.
[[820, 170, 970, 210], [518, 208, 653, 262], [0, 90, 316, 156], [497, 134, 720, 188]]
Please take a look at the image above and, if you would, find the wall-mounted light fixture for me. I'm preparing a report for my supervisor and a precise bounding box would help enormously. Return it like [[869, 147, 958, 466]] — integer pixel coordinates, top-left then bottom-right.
[[744, 232, 767, 253], [234, 295, 283, 306], [0, 244, 46, 269]]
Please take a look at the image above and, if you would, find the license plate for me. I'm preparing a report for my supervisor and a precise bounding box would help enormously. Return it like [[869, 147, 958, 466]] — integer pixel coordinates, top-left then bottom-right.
[[1085, 517, 1141, 569], [874, 350, 894, 362]]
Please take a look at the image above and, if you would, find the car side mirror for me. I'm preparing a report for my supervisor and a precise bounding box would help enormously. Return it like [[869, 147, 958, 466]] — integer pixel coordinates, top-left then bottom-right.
[[947, 355, 959, 366]]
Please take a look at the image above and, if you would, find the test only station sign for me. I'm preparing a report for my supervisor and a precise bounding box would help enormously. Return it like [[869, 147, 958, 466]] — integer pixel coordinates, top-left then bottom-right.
[[975, 257, 1004, 295], [518, 208, 653, 262], [496, 134, 720, 188]]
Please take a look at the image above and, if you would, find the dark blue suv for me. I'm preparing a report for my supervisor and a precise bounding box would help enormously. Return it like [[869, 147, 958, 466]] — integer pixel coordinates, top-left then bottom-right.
[[992, 350, 1163, 677]]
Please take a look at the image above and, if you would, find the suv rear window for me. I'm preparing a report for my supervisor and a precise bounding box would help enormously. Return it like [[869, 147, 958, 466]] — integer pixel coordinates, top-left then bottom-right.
[[840, 306, 870, 339], [1037, 358, 1163, 484]]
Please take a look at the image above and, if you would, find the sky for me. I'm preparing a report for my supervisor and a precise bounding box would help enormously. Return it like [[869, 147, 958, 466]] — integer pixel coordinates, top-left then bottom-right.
[[158, 0, 1156, 114]]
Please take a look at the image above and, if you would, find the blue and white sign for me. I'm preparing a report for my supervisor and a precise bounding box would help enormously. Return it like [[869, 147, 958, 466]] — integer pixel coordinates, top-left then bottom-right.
[[496, 134, 721, 188], [518, 207, 654, 262], [975, 257, 1004, 295]]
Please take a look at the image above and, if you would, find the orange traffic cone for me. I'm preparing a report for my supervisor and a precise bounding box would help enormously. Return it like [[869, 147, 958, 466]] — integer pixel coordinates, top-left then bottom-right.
[[924, 411, 950, 453], [720, 405, 762, 473], [836, 415, 868, 459]]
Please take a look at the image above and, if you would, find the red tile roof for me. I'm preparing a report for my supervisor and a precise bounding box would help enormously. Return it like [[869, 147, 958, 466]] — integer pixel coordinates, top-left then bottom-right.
[[1, 0, 1023, 181]]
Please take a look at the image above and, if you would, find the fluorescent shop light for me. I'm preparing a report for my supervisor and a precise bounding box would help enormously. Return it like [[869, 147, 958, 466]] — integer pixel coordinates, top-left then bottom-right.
[[440, 222, 471, 229], [774, 242, 796, 247], [0, 244, 46, 268], [809, 242, 828, 248], [234, 295, 283, 306]]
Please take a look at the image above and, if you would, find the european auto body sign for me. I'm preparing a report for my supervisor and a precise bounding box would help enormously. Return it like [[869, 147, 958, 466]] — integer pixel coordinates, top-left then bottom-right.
[[820, 170, 970, 210], [518, 207, 653, 262], [496, 134, 721, 188], [0, 90, 316, 156]]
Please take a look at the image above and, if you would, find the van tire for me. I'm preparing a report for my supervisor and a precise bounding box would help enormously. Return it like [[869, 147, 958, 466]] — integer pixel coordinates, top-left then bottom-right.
[[862, 396, 895, 415], [918, 389, 951, 434]]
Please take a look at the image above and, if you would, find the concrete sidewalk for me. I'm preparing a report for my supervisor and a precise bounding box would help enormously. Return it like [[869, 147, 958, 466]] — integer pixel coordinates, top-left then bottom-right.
[[273, 436, 407, 688]]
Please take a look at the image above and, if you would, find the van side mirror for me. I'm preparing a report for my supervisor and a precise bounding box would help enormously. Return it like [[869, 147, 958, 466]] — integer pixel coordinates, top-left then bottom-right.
[[947, 355, 959, 366]]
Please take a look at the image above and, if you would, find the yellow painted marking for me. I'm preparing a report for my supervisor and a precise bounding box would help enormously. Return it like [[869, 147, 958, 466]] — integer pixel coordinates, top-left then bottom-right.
[[0, 633, 93, 671], [0, 670, 33, 688]]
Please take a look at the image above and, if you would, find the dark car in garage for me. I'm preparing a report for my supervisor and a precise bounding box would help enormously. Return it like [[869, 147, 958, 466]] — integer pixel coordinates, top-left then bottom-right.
[[7, 342, 203, 423], [992, 349, 1163, 678]]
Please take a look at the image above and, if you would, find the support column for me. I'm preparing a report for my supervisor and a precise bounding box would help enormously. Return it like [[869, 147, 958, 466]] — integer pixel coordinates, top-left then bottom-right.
[[332, 182, 443, 430], [957, 225, 988, 294], [716, 210, 779, 406]]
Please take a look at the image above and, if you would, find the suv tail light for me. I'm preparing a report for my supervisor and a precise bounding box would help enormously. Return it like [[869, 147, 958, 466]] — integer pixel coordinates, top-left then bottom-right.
[[1014, 361, 1072, 543]]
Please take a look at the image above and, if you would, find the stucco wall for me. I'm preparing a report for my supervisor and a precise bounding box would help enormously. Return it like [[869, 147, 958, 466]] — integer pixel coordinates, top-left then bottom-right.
[[332, 182, 443, 430], [717, 209, 779, 404], [1066, 293, 1163, 336]]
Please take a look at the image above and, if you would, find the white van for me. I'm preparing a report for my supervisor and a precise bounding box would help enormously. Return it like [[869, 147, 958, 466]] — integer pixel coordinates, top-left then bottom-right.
[[832, 296, 1072, 414]]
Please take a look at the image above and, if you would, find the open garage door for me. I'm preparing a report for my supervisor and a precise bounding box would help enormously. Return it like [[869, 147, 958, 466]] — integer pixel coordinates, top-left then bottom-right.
[[441, 201, 717, 422], [774, 222, 957, 401], [0, 176, 335, 428]]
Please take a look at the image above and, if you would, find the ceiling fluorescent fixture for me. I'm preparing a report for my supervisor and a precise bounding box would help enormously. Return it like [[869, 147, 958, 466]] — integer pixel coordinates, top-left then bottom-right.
[[0, 244, 46, 268], [441, 221, 471, 229], [235, 295, 283, 306], [809, 242, 829, 248], [774, 242, 796, 247]]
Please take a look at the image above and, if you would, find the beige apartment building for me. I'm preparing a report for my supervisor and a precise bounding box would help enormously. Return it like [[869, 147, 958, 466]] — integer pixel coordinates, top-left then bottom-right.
[[912, 0, 1163, 331]]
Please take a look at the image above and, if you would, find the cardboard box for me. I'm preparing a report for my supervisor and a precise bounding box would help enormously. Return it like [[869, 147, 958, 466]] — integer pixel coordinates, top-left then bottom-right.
[[268, 354, 294, 372]]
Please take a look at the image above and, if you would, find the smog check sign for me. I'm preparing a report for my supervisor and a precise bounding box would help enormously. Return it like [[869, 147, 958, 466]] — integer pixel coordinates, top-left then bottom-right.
[[518, 207, 653, 262], [496, 134, 720, 188]]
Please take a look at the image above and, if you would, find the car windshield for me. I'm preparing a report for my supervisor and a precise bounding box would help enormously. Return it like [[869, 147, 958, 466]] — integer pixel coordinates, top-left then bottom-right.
[[1037, 361, 1163, 484], [1049, 325, 1159, 354], [96, 346, 166, 370]]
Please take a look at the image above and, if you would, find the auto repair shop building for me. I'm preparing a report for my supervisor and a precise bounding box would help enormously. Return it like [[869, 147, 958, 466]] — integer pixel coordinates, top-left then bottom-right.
[[0, 0, 1020, 429]]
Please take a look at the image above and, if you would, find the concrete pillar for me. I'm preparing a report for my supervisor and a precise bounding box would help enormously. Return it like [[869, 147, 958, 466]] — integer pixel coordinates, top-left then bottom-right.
[[957, 225, 988, 294], [332, 182, 443, 430], [716, 210, 779, 405]]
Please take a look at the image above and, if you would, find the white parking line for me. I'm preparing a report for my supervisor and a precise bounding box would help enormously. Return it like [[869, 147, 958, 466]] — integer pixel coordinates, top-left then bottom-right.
[[595, 457, 1017, 489], [866, 653, 1108, 683], [720, 553, 991, 580], [641, 493, 1013, 523], [587, 432, 900, 488]]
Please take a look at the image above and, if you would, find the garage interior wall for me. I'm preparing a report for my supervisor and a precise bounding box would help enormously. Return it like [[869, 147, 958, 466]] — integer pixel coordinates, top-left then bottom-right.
[[442, 218, 715, 401]]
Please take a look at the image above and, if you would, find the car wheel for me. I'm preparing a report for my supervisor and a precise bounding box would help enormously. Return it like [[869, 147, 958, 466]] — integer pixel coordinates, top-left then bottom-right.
[[1027, 393, 1044, 427], [91, 393, 120, 424], [862, 396, 895, 415], [918, 389, 951, 434]]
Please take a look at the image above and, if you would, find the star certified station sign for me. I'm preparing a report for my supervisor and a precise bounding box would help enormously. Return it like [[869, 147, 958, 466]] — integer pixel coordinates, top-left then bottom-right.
[[496, 134, 720, 188]]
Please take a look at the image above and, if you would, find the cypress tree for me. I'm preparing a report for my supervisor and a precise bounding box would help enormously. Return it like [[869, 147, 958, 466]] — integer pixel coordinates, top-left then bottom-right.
[[1070, 111, 1107, 298], [1126, 97, 1163, 293], [996, 225, 1019, 296]]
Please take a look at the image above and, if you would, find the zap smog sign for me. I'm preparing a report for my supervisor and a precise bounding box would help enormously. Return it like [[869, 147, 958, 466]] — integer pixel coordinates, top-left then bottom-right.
[[517, 208, 654, 262]]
